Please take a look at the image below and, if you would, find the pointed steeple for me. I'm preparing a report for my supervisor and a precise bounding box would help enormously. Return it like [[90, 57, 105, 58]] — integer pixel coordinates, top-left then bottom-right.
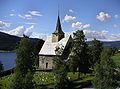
[[52, 15, 65, 42], [53, 15, 64, 35]]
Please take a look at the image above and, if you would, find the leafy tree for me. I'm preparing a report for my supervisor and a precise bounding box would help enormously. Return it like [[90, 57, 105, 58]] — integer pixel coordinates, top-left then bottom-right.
[[93, 48, 117, 89], [9, 37, 35, 89], [0, 61, 3, 72], [89, 38, 103, 67], [69, 30, 90, 78], [111, 47, 118, 56]]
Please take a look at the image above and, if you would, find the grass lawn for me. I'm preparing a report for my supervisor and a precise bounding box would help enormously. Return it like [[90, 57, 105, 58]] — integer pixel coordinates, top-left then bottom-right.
[[1, 54, 119, 89], [0, 74, 14, 89], [112, 53, 120, 67], [0, 72, 93, 89]]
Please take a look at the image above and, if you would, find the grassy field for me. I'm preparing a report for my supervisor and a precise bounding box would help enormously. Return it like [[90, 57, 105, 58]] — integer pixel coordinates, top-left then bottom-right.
[[0, 53, 119, 89], [0, 74, 14, 89], [0, 72, 93, 89], [112, 53, 120, 67]]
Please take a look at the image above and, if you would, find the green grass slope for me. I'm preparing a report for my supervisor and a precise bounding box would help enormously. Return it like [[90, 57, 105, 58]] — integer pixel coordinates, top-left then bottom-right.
[[0, 72, 93, 89], [112, 53, 120, 67]]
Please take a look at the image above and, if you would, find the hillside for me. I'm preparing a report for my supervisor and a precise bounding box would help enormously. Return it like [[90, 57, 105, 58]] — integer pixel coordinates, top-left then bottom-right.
[[87, 41, 120, 48], [0, 31, 120, 51], [0, 32, 44, 51], [102, 41, 120, 48]]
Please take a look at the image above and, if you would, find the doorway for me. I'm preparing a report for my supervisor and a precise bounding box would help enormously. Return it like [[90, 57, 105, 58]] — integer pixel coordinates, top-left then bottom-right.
[[46, 62, 48, 69]]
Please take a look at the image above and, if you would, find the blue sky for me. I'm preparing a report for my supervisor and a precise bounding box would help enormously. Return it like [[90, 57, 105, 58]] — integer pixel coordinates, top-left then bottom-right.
[[0, 0, 120, 41]]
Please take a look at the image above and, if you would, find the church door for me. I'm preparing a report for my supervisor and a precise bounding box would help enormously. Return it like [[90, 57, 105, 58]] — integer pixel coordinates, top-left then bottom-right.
[[46, 62, 48, 69]]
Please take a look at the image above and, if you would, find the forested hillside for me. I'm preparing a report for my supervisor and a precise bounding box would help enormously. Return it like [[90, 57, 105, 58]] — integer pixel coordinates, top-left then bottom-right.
[[0, 32, 44, 51]]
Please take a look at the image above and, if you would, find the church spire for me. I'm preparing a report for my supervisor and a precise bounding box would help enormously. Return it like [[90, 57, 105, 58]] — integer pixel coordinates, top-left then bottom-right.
[[52, 14, 65, 42], [53, 15, 64, 34]]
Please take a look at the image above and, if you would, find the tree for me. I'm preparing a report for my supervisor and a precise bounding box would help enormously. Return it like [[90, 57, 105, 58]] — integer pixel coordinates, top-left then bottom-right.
[[111, 47, 118, 56], [9, 37, 35, 89], [0, 61, 3, 73], [93, 48, 117, 89], [69, 30, 90, 78], [54, 45, 69, 89], [89, 38, 103, 68]]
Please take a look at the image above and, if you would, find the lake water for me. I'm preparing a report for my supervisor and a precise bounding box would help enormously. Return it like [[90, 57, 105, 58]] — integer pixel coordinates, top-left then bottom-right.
[[0, 52, 16, 71]]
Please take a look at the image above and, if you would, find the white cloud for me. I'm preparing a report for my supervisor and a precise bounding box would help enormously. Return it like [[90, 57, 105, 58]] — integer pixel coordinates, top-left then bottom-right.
[[83, 30, 107, 40], [4, 25, 33, 37], [8, 26, 27, 37], [65, 30, 120, 41], [96, 12, 111, 22], [0, 25, 48, 40], [83, 30, 120, 41], [18, 14, 32, 20], [18, 14, 25, 19], [114, 14, 119, 19], [72, 22, 91, 30], [31, 32, 48, 40], [0, 21, 10, 27], [18, 10, 42, 20], [10, 14, 15, 16], [64, 14, 76, 22], [24, 14, 32, 19], [24, 25, 34, 36], [28, 11, 42, 16], [69, 9, 74, 13], [0, 21, 7, 27]]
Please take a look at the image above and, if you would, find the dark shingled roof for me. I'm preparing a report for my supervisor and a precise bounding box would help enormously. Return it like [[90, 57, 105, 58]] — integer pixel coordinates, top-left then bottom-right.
[[53, 15, 64, 35]]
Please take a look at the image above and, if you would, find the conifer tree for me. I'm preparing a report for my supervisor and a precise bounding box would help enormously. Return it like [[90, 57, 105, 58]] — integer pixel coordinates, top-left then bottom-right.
[[54, 45, 68, 89], [69, 30, 90, 78], [93, 48, 117, 89], [90, 38, 103, 68], [10, 36, 34, 89]]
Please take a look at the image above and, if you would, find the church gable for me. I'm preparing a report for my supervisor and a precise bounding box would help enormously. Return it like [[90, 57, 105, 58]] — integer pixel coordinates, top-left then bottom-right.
[[38, 14, 72, 70], [38, 35, 72, 70], [39, 34, 71, 56]]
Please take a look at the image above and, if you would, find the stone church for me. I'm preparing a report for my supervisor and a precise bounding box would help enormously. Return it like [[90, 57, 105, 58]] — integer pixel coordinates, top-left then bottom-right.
[[39, 15, 72, 70]]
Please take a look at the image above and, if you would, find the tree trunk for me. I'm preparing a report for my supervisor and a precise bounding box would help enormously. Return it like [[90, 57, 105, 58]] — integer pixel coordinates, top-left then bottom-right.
[[78, 72, 80, 79]]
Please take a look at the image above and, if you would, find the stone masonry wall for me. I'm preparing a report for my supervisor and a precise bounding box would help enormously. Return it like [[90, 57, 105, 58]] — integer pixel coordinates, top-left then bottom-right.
[[39, 55, 55, 70]]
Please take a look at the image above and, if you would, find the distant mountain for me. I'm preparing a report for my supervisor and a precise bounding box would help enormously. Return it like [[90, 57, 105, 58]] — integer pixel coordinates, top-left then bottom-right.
[[0, 32, 44, 51], [87, 41, 120, 48], [0, 31, 120, 51]]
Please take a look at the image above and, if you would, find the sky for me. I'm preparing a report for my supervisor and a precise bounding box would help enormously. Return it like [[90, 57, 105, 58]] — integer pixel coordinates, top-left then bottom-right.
[[0, 0, 120, 41]]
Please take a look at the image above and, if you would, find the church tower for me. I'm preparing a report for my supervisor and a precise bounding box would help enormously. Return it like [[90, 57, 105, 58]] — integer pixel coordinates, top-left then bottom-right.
[[52, 15, 65, 42]]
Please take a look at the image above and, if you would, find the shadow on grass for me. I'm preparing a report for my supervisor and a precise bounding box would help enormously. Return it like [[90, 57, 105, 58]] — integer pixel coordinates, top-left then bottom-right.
[[34, 82, 54, 89], [34, 79, 93, 89], [72, 79, 92, 89]]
